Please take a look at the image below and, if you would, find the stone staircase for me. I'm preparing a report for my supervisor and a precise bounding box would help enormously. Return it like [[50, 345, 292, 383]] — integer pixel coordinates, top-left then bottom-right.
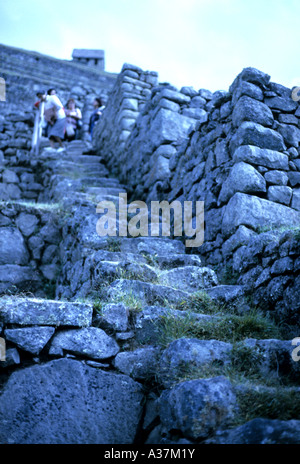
[[0, 140, 299, 444]]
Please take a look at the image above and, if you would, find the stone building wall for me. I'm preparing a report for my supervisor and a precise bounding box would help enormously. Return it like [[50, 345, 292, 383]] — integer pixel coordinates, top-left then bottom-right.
[[93, 65, 300, 324], [93, 63, 159, 173], [0, 44, 117, 108], [94, 66, 300, 244], [0, 43, 117, 141]]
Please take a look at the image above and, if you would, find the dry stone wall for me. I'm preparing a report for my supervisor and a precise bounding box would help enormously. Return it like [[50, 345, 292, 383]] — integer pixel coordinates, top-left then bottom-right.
[[0, 201, 62, 297], [93, 63, 159, 173], [93, 65, 300, 326], [94, 67, 300, 242]]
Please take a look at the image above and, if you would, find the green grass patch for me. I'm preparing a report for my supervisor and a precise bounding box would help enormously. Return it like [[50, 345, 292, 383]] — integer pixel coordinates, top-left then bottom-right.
[[257, 224, 300, 239], [157, 308, 281, 348], [92, 289, 143, 315], [175, 290, 221, 315], [106, 237, 122, 252], [113, 290, 143, 313], [234, 385, 300, 425]]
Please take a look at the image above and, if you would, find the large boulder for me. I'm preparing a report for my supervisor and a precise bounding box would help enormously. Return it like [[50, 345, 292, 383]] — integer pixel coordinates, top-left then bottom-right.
[[159, 376, 237, 440], [0, 358, 144, 444]]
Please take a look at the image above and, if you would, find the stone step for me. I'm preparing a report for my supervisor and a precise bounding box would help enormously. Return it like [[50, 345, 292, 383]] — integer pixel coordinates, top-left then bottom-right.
[[82, 249, 203, 270], [65, 155, 105, 165], [50, 164, 109, 177], [156, 335, 299, 385], [43, 150, 105, 165], [92, 260, 158, 286], [0, 296, 93, 327], [84, 186, 127, 195], [118, 236, 186, 255], [106, 278, 190, 307], [155, 254, 202, 269], [157, 266, 218, 292]]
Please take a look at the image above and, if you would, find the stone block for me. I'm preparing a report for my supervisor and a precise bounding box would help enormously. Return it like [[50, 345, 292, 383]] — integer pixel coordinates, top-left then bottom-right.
[[222, 192, 300, 237], [159, 376, 237, 440], [265, 96, 297, 112], [267, 185, 293, 205], [264, 170, 289, 185], [0, 227, 29, 265], [49, 327, 120, 360], [233, 145, 289, 170], [4, 326, 55, 355], [15, 212, 39, 237], [218, 162, 266, 204], [230, 122, 286, 154], [291, 189, 300, 211], [232, 96, 274, 128], [0, 296, 93, 327], [150, 108, 196, 148]]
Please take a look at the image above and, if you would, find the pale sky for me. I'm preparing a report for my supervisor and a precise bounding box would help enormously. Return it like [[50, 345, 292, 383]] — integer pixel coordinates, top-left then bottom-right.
[[1, 0, 300, 92]]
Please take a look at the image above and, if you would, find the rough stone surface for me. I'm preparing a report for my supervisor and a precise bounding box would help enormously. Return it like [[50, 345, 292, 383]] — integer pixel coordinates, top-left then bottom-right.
[[4, 327, 55, 354], [205, 418, 300, 444], [49, 327, 120, 359], [233, 145, 289, 170], [222, 192, 300, 237], [0, 227, 29, 265], [230, 122, 286, 153], [0, 297, 93, 327], [159, 377, 237, 440], [15, 213, 39, 237], [158, 338, 233, 387], [232, 96, 274, 128], [114, 346, 161, 379], [0, 358, 144, 444], [158, 266, 218, 292], [99, 303, 129, 332], [218, 161, 266, 204]]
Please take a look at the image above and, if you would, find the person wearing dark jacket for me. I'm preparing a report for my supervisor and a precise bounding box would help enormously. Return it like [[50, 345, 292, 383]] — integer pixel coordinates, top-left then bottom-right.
[[89, 97, 105, 139]]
